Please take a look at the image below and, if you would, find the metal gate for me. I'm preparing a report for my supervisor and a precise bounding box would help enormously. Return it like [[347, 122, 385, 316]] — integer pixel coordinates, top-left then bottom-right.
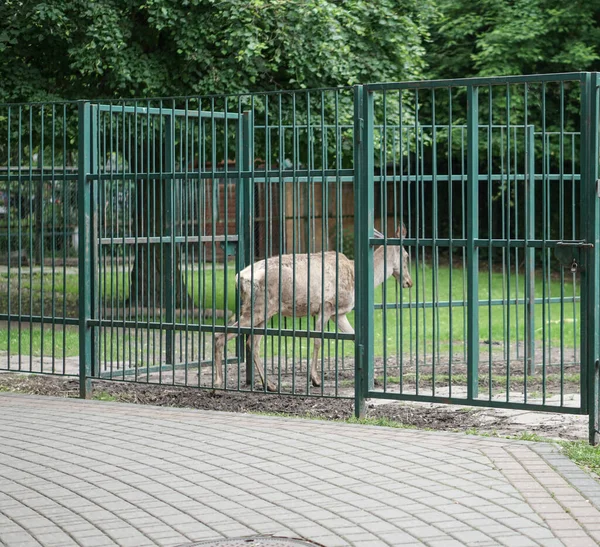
[[78, 89, 358, 397], [354, 74, 599, 443]]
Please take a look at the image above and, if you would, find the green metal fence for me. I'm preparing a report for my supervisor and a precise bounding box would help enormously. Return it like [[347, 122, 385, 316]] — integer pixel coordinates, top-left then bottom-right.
[[79, 90, 358, 397], [1, 73, 598, 443], [0, 102, 80, 376]]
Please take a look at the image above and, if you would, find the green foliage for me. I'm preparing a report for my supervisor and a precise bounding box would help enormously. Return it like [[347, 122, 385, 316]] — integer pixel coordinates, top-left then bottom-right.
[[427, 0, 600, 79], [0, 0, 434, 103]]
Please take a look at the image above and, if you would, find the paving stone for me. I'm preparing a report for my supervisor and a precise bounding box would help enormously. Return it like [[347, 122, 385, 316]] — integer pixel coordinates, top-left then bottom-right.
[[1, 394, 600, 547]]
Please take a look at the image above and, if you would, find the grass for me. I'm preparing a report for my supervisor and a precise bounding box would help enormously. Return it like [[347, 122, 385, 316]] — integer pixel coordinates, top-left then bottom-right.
[[0, 325, 80, 358], [560, 441, 600, 478], [93, 391, 118, 402], [0, 260, 581, 361]]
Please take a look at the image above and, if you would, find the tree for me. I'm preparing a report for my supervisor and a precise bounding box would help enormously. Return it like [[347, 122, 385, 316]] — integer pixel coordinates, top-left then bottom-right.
[[422, 0, 600, 260], [1, 0, 435, 307], [0, 0, 435, 103], [427, 0, 600, 80]]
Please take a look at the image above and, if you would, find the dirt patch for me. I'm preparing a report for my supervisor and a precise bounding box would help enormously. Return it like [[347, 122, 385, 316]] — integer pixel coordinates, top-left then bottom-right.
[[0, 372, 588, 441]]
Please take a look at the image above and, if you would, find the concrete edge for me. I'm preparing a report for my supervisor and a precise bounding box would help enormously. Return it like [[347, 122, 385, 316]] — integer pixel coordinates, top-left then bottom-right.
[[532, 442, 600, 511]]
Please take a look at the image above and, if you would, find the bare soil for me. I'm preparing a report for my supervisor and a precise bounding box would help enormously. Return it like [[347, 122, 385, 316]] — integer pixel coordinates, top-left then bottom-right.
[[0, 372, 588, 442]]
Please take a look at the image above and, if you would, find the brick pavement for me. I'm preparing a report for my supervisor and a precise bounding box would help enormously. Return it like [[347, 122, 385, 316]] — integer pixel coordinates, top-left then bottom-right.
[[0, 394, 599, 547]]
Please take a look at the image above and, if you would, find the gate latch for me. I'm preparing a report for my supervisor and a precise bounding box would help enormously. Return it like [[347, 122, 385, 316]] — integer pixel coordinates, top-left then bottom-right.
[[571, 259, 578, 273], [555, 241, 594, 273]]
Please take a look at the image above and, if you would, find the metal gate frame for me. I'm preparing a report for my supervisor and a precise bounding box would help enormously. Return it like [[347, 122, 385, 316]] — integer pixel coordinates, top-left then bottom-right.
[[353, 74, 600, 444], [77, 102, 251, 393]]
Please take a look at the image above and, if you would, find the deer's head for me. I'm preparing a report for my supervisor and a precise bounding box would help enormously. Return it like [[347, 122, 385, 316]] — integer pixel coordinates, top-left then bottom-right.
[[374, 226, 413, 289]]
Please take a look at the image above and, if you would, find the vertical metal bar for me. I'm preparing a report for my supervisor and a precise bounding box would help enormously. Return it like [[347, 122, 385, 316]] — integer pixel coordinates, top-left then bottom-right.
[[414, 90, 421, 393], [62, 105, 68, 374], [28, 107, 33, 367], [305, 92, 311, 393], [487, 87, 494, 400], [466, 85, 480, 400], [34, 110, 43, 267], [559, 83, 566, 404], [431, 88, 438, 395], [165, 106, 175, 368], [581, 73, 600, 445], [320, 91, 326, 393], [241, 111, 253, 386], [354, 85, 374, 417], [526, 124, 536, 376], [382, 91, 388, 393], [108, 104, 115, 377], [50, 105, 56, 373], [6, 107, 11, 370], [505, 87, 512, 390], [78, 101, 93, 398], [17, 106, 22, 372], [278, 94, 284, 389], [334, 90, 341, 396], [447, 89, 454, 394], [291, 94, 298, 392], [39, 107, 45, 369], [90, 106, 98, 378]]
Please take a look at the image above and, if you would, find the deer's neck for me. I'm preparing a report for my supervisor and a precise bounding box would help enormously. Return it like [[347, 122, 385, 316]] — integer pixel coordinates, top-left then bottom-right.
[[372, 245, 396, 288]]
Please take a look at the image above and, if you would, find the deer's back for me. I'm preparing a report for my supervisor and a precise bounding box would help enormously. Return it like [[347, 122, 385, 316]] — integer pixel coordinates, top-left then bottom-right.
[[238, 251, 355, 317]]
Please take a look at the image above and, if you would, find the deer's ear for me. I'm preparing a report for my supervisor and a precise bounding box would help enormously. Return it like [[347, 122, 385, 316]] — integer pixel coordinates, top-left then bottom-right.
[[396, 225, 406, 238]]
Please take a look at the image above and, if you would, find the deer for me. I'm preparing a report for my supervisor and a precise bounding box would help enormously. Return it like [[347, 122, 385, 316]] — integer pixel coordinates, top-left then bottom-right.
[[213, 226, 413, 391]]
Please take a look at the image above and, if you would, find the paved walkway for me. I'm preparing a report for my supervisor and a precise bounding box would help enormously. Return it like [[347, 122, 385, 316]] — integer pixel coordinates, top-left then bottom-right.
[[1, 395, 599, 547]]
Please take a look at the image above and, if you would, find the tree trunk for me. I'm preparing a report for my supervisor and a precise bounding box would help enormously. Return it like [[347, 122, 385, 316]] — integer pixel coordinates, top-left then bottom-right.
[[126, 172, 193, 311]]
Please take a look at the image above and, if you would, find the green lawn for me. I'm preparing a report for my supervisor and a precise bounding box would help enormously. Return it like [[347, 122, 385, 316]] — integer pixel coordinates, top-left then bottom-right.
[[0, 261, 580, 360]]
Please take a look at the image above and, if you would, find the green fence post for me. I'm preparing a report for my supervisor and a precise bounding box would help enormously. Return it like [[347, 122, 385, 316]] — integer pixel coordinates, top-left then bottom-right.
[[78, 101, 93, 398], [354, 85, 374, 418], [466, 85, 480, 400], [90, 106, 98, 378], [581, 73, 600, 445], [241, 111, 253, 386], [526, 124, 536, 375], [165, 109, 175, 366]]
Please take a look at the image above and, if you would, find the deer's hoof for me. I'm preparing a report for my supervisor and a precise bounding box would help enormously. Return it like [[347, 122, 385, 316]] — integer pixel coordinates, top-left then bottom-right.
[[266, 381, 278, 392], [311, 377, 321, 388]]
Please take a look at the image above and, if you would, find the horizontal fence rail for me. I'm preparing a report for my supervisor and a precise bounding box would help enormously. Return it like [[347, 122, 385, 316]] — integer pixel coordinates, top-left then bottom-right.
[[1, 74, 598, 442]]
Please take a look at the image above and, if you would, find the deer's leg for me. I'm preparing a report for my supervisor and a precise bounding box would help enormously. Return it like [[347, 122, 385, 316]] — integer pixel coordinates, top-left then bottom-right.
[[246, 321, 278, 392], [310, 306, 334, 388], [214, 315, 250, 388], [334, 314, 355, 335]]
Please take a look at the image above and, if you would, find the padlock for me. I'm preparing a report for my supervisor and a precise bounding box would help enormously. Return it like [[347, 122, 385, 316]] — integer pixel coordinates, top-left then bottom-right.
[[571, 259, 578, 273]]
